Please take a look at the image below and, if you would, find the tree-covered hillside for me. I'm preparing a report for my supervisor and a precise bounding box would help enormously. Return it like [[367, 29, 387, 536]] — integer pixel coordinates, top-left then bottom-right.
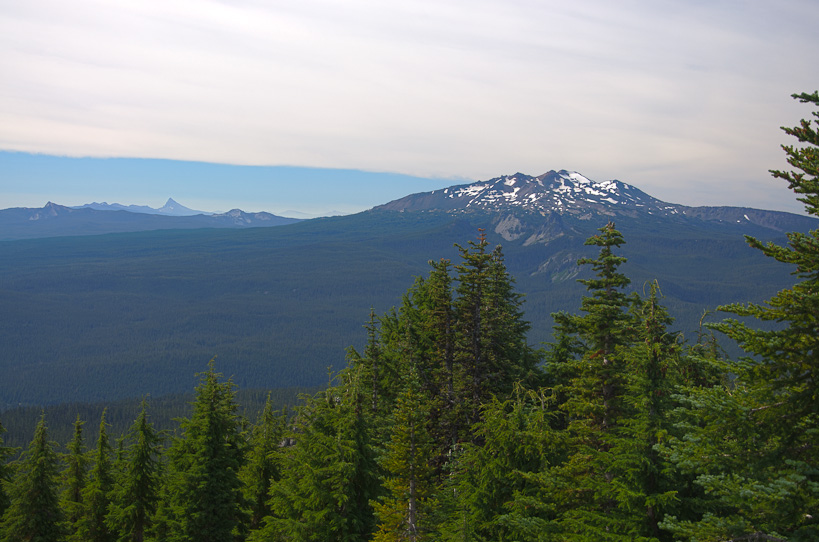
[[0, 197, 811, 408], [1, 91, 817, 540]]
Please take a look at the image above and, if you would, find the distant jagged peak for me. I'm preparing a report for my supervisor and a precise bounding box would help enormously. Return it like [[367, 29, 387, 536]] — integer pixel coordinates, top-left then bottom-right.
[[156, 198, 205, 216]]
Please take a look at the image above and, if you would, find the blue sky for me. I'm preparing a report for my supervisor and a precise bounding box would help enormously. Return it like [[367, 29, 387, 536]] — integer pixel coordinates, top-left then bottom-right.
[[1, 0, 818, 216]]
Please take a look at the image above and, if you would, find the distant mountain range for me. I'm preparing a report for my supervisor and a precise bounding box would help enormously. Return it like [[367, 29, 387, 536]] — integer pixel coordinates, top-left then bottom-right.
[[72, 197, 209, 216], [0, 200, 301, 240], [1, 169, 816, 408]]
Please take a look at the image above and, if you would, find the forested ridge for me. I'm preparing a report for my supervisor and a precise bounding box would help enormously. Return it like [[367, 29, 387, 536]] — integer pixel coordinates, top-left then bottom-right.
[[1, 92, 817, 541]]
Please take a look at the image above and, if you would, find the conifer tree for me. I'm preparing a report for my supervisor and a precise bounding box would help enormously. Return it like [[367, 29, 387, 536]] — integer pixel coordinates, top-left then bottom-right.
[[261, 368, 379, 542], [240, 394, 286, 532], [0, 420, 13, 518], [0, 415, 66, 542], [61, 415, 87, 541], [544, 222, 643, 539], [603, 283, 682, 540], [417, 259, 457, 447], [449, 388, 560, 542], [347, 308, 400, 436], [164, 362, 248, 542], [452, 231, 540, 442], [107, 400, 163, 542], [663, 91, 819, 540], [372, 364, 437, 542], [76, 410, 115, 542]]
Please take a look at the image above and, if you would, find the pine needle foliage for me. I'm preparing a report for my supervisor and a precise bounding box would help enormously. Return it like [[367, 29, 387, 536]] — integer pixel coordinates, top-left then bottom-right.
[[1, 415, 66, 542]]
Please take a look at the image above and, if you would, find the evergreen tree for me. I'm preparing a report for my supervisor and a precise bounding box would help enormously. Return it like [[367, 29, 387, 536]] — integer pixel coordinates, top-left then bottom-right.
[[0, 420, 13, 519], [61, 415, 87, 540], [452, 231, 540, 442], [0, 415, 66, 542], [347, 308, 400, 439], [553, 221, 638, 431], [76, 410, 115, 542], [603, 283, 683, 540], [240, 394, 286, 532], [261, 368, 379, 542], [448, 387, 561, 542], [416, 258, 458, 452], [107, 400, 163, 542], [372, 364, 437, 542], [663, 91, 819, 540], [543, 222, 643, 539], [164, 362, 248, 542]]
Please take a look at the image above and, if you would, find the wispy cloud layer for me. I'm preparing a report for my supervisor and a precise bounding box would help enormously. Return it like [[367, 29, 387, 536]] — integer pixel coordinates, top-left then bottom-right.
[[1, 0, 818, 212]]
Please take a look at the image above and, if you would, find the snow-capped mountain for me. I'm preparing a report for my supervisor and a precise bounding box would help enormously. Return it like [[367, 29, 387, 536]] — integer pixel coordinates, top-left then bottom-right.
[[374, 169, 817, 245], [377, 170, 676, 216]]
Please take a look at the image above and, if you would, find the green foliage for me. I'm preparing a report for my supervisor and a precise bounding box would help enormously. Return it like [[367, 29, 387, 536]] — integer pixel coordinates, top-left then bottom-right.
[[771, 91, 819, 216], [372, 365, 438, 542], [0, 205, 808, 409], [239, 394, 286, 533], [261, 367, 380, 542], [107, 400, 164, 542], [663, 91, 819, 540], [449, 388, 560, 542], [61, 416, 87, 539], [453, 233, 541, 439], [76, 410, 115, 542], [0, 421, 13, 518], [163, 362, 248, 542], [0, 415, 66, 542]]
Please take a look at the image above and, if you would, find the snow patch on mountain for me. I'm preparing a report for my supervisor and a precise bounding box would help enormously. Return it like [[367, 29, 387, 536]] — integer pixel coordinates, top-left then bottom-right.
[[433, 170, 668, 216]]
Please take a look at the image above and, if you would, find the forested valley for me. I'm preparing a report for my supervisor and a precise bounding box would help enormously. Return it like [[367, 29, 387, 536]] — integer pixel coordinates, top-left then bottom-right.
[[0, 92, 817, 541]]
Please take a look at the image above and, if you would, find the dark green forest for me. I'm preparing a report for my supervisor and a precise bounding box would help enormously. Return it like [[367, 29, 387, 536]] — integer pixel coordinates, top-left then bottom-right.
[[1, 92, 818, 541]]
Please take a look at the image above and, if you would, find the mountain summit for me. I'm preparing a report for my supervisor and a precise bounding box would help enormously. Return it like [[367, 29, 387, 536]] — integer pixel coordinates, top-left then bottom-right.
[[377, 170, 671, 216], [374, 169, 817, 245]]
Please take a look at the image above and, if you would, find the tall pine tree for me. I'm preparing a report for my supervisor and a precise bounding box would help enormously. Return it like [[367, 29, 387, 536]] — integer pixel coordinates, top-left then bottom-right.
[[545, 222, 642, 539], [240, 394, 286, 533], [0, 420, 13, 519], [107, 400, 163, 542], [372, 364, 437, 542], [61, 416, 87, 541], [663, 91, 819, 540], [76, 410, 115, 542], [1, 415, 66, 542], [164, 362, 248, 542], [260, 367, 380, 542]]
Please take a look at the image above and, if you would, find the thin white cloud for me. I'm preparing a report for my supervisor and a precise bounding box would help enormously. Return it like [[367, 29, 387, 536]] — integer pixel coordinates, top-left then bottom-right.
[[1, 0, 817, 212]]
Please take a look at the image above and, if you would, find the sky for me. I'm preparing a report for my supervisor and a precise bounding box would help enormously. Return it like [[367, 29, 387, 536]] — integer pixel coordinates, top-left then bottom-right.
[[1, 0, 818, 216]]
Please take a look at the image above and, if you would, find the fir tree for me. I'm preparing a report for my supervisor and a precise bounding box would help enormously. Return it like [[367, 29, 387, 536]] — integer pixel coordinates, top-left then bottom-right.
[[603, 283, 683, 540], [544, 222, 643, 539], [261, 368, 379, 542], [240, 394, 286, 532], [107, 400, 163, 542], [449, 387, 561, 542], [164, 362, 248, 542], [0, 420, 13, 518], [61, 415, 87, 540], [372, 364, 437, 542], [0, 414, 66, 542], [452, 231, 540, 442], [663, 91, 819, 540], [76, 410, 115, 542]]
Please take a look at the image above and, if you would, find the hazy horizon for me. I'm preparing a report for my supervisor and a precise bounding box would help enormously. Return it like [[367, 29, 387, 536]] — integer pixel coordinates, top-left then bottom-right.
[[2, 1, 818, 216]]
